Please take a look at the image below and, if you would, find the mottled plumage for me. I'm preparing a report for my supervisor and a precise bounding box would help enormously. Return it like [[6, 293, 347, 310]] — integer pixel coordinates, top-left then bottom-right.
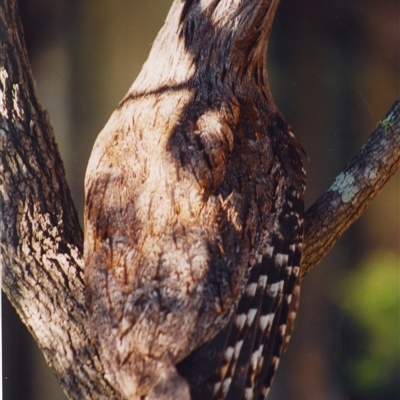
[[84, 1, 306, 399]]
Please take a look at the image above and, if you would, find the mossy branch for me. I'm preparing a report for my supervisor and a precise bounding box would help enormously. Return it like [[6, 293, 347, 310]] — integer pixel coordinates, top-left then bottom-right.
[[0, 0, 398, 398]]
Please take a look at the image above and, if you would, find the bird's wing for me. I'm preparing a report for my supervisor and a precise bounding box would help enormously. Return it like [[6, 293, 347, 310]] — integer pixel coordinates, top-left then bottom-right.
[[178, 185, 304, 400]]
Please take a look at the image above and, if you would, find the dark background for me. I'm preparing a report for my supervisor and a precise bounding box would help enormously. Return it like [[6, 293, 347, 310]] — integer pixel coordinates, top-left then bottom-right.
[[3, 0, 399, 399]]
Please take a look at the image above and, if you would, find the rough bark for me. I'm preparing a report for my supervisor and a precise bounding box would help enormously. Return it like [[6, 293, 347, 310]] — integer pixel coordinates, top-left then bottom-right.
[[301, 102, 400, 276], [0, 1, 119, 399], [0, 0, 398, 399]]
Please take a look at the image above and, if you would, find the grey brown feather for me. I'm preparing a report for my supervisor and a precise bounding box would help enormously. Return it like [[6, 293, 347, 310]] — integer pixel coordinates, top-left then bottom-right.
[[84, 1, 306, 399]]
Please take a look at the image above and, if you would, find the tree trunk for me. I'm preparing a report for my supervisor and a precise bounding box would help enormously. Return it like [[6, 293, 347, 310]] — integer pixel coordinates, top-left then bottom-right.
[[0, 0, 399, 399]]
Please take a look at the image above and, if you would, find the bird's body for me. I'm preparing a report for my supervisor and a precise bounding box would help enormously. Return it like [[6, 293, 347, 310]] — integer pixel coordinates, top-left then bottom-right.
[[84, 1, 306, 399]]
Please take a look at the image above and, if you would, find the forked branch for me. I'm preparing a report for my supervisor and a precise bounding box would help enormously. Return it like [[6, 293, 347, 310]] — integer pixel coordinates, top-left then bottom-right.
[[0, 0, 399, 399]]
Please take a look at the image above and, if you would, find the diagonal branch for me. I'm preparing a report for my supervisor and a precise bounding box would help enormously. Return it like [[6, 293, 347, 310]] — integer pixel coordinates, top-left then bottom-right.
[[0, 0, 398, 399], [0, 1, 118, 399], [301, 101, 400, 277]]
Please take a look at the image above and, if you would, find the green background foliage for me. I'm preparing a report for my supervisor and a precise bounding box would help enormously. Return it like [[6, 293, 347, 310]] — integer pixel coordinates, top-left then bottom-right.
[[3, 0, 399, 399]]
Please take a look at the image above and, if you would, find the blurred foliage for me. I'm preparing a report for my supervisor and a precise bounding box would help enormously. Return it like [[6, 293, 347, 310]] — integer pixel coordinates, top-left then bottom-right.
[[5, 1, 399, 400], [335, 250, 400, 399]]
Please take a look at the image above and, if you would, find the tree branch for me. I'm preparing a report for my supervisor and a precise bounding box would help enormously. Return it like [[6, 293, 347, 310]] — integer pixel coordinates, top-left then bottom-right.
[[0, 1, 118, 399], [0, 0, 398, 399], [301, 102, 400, 277]]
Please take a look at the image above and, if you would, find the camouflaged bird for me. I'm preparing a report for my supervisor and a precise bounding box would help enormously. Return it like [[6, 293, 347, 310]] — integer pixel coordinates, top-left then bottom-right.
[[84, 0, 306, 399]]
